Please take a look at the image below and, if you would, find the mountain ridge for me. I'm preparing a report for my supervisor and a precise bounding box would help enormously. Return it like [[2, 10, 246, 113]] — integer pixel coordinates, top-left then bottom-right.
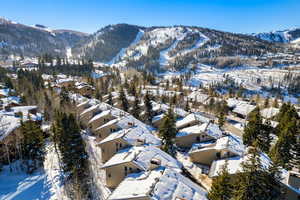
[[0, 17, 298, 71]]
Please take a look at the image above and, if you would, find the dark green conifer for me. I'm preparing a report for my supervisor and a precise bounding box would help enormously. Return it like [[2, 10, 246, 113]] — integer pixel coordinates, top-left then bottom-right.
[[158, 108, 177, 155], [243, 107, 271, 153], [208, 161, 233, 200]]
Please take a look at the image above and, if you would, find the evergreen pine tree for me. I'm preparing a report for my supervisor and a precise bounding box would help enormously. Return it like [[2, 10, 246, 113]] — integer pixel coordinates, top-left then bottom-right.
[[208, 161, 234, 200], [52, 112, 91, 199], [20, 121, 45, 172], [276, 103, 299, 134], [273, 98, 279, 108], [218, 111, 225, 128], [107, 92, 113, 106], [119, 87, 129, 112], [270, 118, 298, 169], [144, 91, 153, 124], [264, 97, 270, 108], [158, 108, 177, 155], [60, 86, 70, 107], [185, 100, 190, 112], [243, 107, 271, 153], [132, 95, 141, 119], [234, 146, 283, 200]]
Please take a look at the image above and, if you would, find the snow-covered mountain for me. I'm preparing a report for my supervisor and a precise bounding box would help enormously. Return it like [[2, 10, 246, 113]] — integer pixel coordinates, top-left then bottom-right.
[[72, 24, 143, 62], [0, 17, 89, 58], [0, 17, 298, 71], [72, 24, 283, 71], [254, 28, 300, 43]]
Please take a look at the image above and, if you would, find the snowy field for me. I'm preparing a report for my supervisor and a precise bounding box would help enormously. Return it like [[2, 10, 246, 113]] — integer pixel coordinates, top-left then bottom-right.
[[0, 143, 68, 200]]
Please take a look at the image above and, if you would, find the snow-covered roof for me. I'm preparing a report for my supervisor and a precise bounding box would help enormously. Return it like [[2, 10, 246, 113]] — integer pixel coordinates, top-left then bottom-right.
[[98, 126, 161, 146], [173, 107, 189, 118], [0, 96, 21, 106], [227, 98, 252, 108], [188, 91, 210, 103], [176, 113, 211, 129], [0, 109, 42, 142], [95, 118, 119, 131], [95, 114, 149, 133], [189, 134, 244, 156], [152, 102, 169, 112], [101, 146, 182, 171], [88, 110, 111, 124], [56, 78, 74, 84], [0, 113, 21, 141], [152, 113, 165, 123], [108, 167, 208, 200], [176, 122, 222, 139], [0, 88, 11, 97], [69, 92, 88, 104], [151, 102, 188, 117], [209, 148, 271, 177], [76, 98, 99, 108], [10, 106, 37, 113], [56, 74, 68, 79], [215, 135, 245, 156], [80, 104, 100, 116], [41, 74, 54, 80], [76, 84, 94, 90], [232, 104, 256, 117], [260, 107, 280, 119], [103, 92, 119, 100]]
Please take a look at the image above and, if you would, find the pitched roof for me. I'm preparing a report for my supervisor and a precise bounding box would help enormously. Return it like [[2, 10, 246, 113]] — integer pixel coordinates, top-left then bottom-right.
[[209, 148, 271, 177], [108, 167, 208, 200], [232, 104, 256, 117], [187, 91, 210, 103], [260, 107, 280, 119], [101, 146, 181, 171], [176, 123, 222, 139], [176, 113, 211, 129], [98, 126, 161, 146]]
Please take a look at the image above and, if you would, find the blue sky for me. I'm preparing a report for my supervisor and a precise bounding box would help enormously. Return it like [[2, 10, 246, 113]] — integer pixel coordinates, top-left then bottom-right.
[[2, 0, 300, 34]]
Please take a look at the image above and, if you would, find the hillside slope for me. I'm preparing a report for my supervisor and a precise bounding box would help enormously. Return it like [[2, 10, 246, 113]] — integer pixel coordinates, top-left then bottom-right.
[[0, 17, 88, 58], [254, 28, 300, 43]]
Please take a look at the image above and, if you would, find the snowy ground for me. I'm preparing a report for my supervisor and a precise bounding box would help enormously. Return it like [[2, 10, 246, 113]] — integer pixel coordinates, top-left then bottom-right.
[[160, 64, 300, 102], [83, 134, 111, 200], [0, 143, 68, 200]]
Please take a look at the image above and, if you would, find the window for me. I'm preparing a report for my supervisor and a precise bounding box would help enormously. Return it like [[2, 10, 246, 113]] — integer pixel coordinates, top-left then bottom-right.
[[124, 166, 128, 176], [119, 143, 122, 148], [108, 173, 111, 178], [196, 136, 200, 142]]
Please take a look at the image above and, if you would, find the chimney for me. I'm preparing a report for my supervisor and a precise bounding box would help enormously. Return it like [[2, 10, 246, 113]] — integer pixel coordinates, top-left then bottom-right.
[[149, 158, 161, 170], [135, 138, 145, 146]]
